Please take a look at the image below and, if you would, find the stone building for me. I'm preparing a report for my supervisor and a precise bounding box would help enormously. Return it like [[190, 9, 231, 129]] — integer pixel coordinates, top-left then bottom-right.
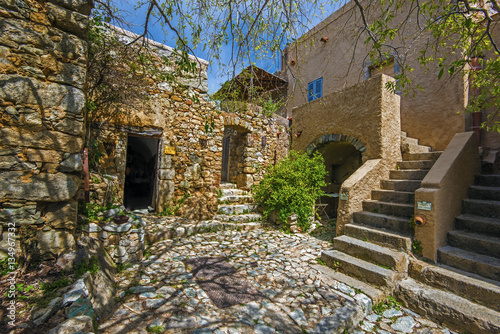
[[88, 28, 290, 220], [279, 0, 500, 155], [0, 0, 92, 260], [0, 5, 290, 260]]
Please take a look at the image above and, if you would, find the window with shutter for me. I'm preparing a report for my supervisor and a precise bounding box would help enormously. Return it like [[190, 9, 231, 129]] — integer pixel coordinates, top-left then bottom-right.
[[308, 82, 314, 102], [308, 78, 323, 102]]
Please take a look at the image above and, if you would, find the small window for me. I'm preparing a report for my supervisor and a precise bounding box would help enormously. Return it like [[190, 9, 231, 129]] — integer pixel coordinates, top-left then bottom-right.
[[308, 78, 323, 102]]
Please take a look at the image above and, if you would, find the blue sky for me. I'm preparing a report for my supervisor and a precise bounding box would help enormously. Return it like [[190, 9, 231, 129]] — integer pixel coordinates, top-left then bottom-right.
[[116, 1, 339, 94]]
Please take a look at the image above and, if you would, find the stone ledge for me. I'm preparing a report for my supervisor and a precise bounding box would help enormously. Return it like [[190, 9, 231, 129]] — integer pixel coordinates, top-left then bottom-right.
[[144, 220, 261, 244]]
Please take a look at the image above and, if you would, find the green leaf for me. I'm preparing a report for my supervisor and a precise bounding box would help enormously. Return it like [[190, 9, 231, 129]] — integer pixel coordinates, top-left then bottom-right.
[[438, 67, 444, 80]]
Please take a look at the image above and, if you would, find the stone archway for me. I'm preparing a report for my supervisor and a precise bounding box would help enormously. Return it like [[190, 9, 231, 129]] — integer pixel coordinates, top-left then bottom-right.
[[306, 133, 367, 161], [307, 133, 366, 218], [224, 115, 254, 133]]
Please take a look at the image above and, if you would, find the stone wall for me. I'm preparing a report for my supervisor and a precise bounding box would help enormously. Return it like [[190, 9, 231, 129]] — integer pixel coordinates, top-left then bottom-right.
[[292, 74, 401, 233], [292, 74, 401, 163], [221, 104, 290, 190], [0, 0, 92, 259], [88, 30, 290, 220]]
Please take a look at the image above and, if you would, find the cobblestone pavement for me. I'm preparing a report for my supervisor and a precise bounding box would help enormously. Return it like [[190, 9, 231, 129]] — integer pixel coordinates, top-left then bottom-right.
[[99, 226, 456, 334]]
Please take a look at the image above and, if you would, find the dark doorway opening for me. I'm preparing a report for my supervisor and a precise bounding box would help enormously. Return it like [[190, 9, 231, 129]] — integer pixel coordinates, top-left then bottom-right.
[[317, 141, 362, 218], [221, 127, 247, 184], [221, 136, 231, 181], [124, 136, 159, 210]]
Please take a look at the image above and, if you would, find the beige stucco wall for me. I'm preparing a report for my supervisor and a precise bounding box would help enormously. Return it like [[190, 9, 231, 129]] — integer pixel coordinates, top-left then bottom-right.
[[282, 0, 467, 151], [292, 74, 400, 161], [292, 74, 401, 234], [414, 132, 480, 262]]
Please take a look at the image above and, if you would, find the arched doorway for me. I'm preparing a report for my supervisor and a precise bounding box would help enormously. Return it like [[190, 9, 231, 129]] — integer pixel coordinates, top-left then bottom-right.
[[221, 116, 254, 187], [221, 127, 249, 183], [309, 134, 366, 218]]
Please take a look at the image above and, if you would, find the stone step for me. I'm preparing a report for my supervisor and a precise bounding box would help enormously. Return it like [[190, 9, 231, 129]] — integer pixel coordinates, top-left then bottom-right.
[[345, 223, 412, 252], [220, 188, 248, 197], [400, 131, 408, 137], [463, 198, 500, 219], [468, 185, 500, 201], [438, 246, 500, 281], [371, 190, 414, 204], [475, 174, 500, 187], [311, 264, 386, 304], [218, 195, 254, 204], [219, 182, 238, 189], [321, 250, 398, 288], [409, 258, 500, 312], [401, 135, 418, 145], [217, 204, 259, 215], [401, 135, 432, 154], [401, 142, 432, 154], [395, 278, 500, 334], [447, 230, 500, 258], [402, 151, 442, 161], [396, 160, 435, 170], [389, 169, 428, 180], [334, 235, 408, 272], [381, 179, 422, 192], [213, 213, 262, 223], [352, 211, 413, 235], [362, 200, 413, 218], [455, 214, 500, 238]]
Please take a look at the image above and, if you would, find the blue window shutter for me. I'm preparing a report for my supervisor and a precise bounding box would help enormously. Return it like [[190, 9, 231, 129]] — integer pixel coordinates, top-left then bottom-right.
[[308, 82, 314, 102], [316, 78, 323, 99]]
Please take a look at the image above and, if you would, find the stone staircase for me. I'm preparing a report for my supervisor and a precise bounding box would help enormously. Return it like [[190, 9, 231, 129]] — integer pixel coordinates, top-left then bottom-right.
[[214, 182, 262, 223], [322, 151, 441, 291], [400, 131, 432, 154], [396, 174, 500, 333], [438, 174, 500, 281], [320, 138, 500, 333]]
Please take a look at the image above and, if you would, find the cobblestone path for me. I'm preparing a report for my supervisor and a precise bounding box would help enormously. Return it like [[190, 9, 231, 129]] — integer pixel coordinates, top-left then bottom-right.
[[99, 227, 455, 334]]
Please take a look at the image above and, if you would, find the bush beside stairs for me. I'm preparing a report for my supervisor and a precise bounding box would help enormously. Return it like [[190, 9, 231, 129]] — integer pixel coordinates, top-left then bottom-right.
[[320, 134, 500, 334]]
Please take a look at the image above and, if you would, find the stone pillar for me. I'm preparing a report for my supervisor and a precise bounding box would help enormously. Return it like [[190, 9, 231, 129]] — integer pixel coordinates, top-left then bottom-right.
[[0, 0, 92, 260]]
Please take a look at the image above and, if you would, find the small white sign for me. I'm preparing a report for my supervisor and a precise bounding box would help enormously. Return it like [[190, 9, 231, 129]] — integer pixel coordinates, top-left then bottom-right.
[[417, 202, 432, 211]]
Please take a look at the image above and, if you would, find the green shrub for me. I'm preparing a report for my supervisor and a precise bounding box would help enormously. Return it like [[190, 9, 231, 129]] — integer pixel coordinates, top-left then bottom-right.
[[253, 150, 327, 231], [40, 277, 71, 293]]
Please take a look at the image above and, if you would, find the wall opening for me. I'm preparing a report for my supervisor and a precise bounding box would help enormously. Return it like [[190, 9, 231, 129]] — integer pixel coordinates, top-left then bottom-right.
[[221, 127, 248, 183], [124, 136, 160, 210], [317, 141, 362, 218]]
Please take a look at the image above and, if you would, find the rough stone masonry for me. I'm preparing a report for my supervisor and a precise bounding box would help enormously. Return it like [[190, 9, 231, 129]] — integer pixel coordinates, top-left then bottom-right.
[[0, 0, 92, 260]]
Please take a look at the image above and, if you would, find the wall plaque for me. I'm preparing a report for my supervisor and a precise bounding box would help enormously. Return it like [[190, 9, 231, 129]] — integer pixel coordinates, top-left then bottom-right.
[[417, 201, 432, 211], [164, 146, 176, 155]]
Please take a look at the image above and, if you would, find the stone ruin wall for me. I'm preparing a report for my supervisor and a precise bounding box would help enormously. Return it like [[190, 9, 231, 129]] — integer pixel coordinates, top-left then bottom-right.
[[0, 0, 92, 260], [86, 28, 224, 219], [88, 30, 291, 220], [90, 89, 291, 220], [222, 105, 290, 190], [0, 0, 292, 265]]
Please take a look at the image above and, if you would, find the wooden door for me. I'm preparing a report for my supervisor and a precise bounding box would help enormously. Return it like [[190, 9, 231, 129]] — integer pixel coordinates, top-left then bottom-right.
[[221, 136, 230, 181]]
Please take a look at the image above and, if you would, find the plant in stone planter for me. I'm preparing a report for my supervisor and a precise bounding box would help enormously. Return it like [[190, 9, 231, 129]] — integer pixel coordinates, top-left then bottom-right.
[[113, 215, 129, 225], [253, 150, 327, 231]]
